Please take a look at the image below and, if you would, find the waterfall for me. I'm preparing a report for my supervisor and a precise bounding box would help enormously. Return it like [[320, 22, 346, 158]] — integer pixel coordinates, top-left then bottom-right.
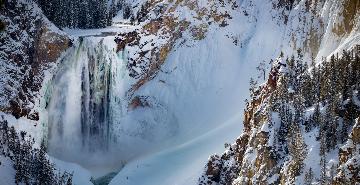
[[46, 37, 126, 163]]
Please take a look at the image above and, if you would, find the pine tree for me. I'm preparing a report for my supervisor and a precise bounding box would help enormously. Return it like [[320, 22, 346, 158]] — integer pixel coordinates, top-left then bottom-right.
[[277, 103, 291, 156], [52, 0, 66, 28], [35, 139, 55, 185], [304, 168, 314, 185], [78, 0, 91, 28], [0, 118, 72, 185], [67, 0, 79, 28], [288, 119, 307, 176], [98, 0, 109, 28], [324, 105, 337, 151], [319, 114, 327, 185], [301, 69, 313, 107], [286, 56, 296, 91], [36, 0, 115, 28], [108, 0, 117, 25], [329, 164, 337, 184], [123, 3, 132, 20], [256, 60, 267, 81], [294, 49, 306, 94], [249, 77, 258, 99]]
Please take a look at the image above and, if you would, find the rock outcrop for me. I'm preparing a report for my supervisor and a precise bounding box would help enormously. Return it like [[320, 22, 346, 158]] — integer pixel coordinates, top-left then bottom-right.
[[200, 50, 360, 184], [116, 0, 360, 111], [0, 0, 70, 120], [115, 0, 236, 102]]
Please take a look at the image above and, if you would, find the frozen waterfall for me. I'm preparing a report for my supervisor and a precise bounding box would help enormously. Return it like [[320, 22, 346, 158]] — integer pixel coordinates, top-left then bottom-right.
[[45, 37, 127, 170]]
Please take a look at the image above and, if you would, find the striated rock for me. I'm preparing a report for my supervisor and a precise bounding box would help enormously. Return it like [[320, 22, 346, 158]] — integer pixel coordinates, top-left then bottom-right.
[[332, 0, 360, 36]]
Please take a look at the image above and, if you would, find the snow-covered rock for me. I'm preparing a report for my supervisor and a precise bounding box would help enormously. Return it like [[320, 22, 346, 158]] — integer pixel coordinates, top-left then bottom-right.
[[0, 0, 359, 184], [0, 0, 70, 120]]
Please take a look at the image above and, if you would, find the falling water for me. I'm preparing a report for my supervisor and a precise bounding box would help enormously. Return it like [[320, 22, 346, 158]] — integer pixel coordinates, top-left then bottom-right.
[[46, 37, 126, 164]]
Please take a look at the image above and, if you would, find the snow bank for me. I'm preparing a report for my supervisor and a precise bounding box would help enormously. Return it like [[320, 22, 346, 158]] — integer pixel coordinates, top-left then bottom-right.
[[109, 114, 242, 185]]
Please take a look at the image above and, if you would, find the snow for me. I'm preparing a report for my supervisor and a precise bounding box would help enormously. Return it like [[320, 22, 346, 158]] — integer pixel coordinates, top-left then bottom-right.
[[0, 112, 42, 146], [60, 0, 360, 183], [0, 156, 16, 185], [1, 0, 360, 184], [109, 114, 242, 185], [260, 121, 270, 132], [51, 157, 94, 185], [328, 31, 360, 60], [302, 128, 322, 179], [63, 25, 138, 38]]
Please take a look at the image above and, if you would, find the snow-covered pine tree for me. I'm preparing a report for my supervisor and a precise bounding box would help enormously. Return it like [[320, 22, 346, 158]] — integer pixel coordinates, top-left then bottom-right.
[[201, 50, 360, 184], [287, 118, 307, 179], [304, 167, 314, 185], [0, 118, 73, 185]]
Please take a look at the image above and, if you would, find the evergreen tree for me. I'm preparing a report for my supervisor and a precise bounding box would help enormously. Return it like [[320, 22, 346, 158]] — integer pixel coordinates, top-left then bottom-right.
[[288, 119, 307, 176], [319, 113, 327, 185], [256, 60, 267, 81], [0, 118, 73, 185], [304, 168, 314, 185], [249, 77, 258, 99], [301, 69, 313, 107], [36, 0, 116, 29], [329, 164, 337, 184]]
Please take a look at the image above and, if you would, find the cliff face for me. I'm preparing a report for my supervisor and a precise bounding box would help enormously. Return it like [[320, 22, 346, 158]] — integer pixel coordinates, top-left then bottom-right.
[[116, 0, 235, 99], [281, 0, 360, 60], [0, 0, 70, 121], [200, 49, 360, 184], [116, 0, 360, 107], [108, 1, 360, 182], [0, 0, 359, 183], [1, 0, 358, 127]]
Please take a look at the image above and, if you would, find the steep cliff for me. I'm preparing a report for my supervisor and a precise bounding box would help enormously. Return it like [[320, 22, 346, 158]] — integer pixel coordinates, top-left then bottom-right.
[[117, 0, 360, 97], [0, 0, 359, 184], [0, 0, 70, 121], [200, 49, 360, 184], [106, 0, 360, 184]]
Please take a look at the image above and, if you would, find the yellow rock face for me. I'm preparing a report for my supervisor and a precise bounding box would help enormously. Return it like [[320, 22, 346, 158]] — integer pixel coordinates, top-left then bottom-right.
[[332, 0, 360, 36]]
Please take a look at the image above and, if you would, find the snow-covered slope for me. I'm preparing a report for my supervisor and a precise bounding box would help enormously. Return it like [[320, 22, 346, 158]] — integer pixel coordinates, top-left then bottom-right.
[[0, 0, 359, 184], [199, 49, 360, 184], [0, 1, 91, 184], [109, 114, 242, 185], [106, 0, 359, 184]]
